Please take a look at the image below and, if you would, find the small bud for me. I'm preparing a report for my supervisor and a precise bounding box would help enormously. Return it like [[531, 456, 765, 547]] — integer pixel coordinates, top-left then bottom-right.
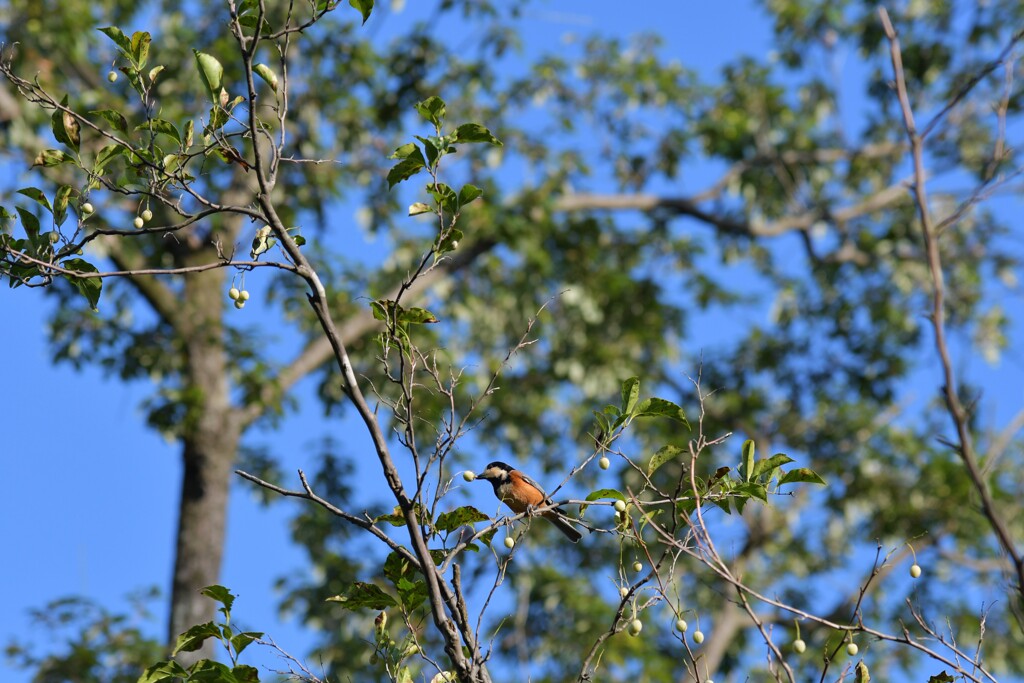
[[599, 456, 610, 470], [693, 630, 705, 644], [107, 71, 118, 83], [614, 500, 626, 512], [846, 642, 858, 656], [504, 536, 514, 549], [793, 638, 806, 653], [463, 470, 476, 482], [134, 216, 144, 229]]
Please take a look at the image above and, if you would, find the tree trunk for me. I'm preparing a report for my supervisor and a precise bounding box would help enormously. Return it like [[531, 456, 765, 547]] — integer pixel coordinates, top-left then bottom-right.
[[167, 261, 240, 662]]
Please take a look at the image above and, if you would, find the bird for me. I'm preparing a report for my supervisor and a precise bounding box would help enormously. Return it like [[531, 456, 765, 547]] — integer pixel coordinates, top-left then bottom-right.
[[475, 461, 582, 543]]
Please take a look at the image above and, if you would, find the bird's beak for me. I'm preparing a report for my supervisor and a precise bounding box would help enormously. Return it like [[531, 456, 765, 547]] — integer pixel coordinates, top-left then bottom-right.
[[474, 471, 486, 480]]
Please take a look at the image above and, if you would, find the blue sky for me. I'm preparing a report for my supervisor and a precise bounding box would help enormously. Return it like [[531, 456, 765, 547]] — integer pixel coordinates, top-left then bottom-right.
[[2, 2, 1022, 682]]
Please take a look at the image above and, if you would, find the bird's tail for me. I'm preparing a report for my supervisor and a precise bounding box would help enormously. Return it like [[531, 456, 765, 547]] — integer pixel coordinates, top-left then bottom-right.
[[545, 509, 583, 543]]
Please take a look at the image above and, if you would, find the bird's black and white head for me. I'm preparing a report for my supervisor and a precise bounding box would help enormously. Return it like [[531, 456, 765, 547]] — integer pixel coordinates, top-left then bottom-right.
[[476, 461, 513, 489]]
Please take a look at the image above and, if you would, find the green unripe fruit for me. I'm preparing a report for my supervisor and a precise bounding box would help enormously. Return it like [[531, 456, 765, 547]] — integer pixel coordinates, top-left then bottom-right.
[[504, 537, 514, 549], [793, 638, 806, 653], [141, 209, 153, 222], [614, 500, 626, 512], [693, 630, 704, 644], [48, 231, 60, 244], [910, 563, 921, 578], [463, 470, 475, 482], [81, 202, 94, 214], [599, 456, 610, 470], [240, 290, 250, 301], [846, 643, 858, 656], [675, 619, 688, 632], [133, 216, 144, 229], [628, 619, 642, 636], [633, 561, 643, 573], [234, 300, 245, 309], [107, 71, 118, 83], [619, 586, 629, 598], [228, 287, 240, 300]]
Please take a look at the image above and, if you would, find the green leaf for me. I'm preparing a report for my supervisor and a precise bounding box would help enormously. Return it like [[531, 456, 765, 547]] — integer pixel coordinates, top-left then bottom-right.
[[130, 31, 151, 69], [733, 481, 768, 503], [408, 202, 432, 216], [230, 632, 263, 657], [389, 142, 420, 160], [193, 50, 224, 100], [436, 505, 490, 532], [458, 183, 483, 207], [395, 577, 427, 610], [633, 397, 689, 427], [17, 188, 52, 212], [585, 488, 626, 502], [383, 551, 415, 584], [414, 96, 446, 126], [647, 444, 684, 477], [51, 96, 81, 152], [928, 673, 955, 683], [399, 307, 439, 324], [327, 582, 397, 610], [620, 376, 640, 414], [349, 0, 374, 24], [232, 664, 260, 683], [375, 505, 408, 526], [387, 156, 426, 189], [94, 144, 128, 176], [171, 621, 221, 655], [751, 453, 794, 479], [16, 207, 41, 239], [185, 660, 234, 682], [452, 123, 502, 145], [436, 228, 462, 255], [32, 149, 74, 167], [88, 109, 129, 135], [98, 26, 131, 54], [137, 119, 182, 144], [778, 468, 827, 486], [148, 65, 165, 82], [203, 107, 230, 137], [53, 185, 73, 227], [137, 660, 188, 683], [200, 585, 236, 610], [741, 439, 755, 482], [253, 63, 279, 92]]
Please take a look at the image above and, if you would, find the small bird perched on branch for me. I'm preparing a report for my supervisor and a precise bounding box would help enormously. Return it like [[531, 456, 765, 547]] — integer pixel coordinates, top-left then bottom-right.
[[475, 461, 582, 543]]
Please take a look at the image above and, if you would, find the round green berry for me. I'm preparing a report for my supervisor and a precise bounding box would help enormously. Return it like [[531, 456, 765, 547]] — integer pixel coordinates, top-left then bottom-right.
[[599, 456, 610, 470], [628, 619, 642, 636], [793, 638, 806, 653], [133, 216, 144, 229], [141, 209, 153, 222], [228, 287, 240, 300], [107, 71, 118, 83], [910, 563, 922, 578], [846, 642, 858, 656], [614, 500, 626, 512], [81, 202, 94, 214], [632, 561, 643, 573], [462, 470, 475, 482], [240, 290, 250, 301], [693, 630, 704, 644], [504, 536, 514, 549], [675, 618, 688, 632]]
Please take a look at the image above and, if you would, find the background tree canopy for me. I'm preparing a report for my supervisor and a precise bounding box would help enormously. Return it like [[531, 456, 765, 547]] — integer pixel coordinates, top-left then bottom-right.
[[2, 1, 1023, 682]]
